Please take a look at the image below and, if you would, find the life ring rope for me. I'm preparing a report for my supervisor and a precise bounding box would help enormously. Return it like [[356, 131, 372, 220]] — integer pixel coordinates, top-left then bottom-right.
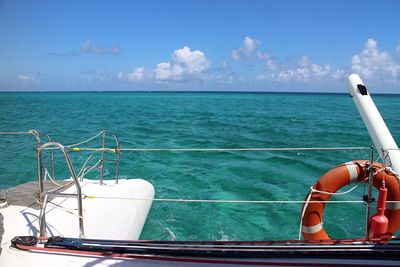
[[298, 182, 363, 240], [373, 166, 400, 180]]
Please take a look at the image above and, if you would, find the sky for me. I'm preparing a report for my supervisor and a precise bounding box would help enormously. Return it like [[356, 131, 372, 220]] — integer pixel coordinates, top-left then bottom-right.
[[0, 0, 400, 93]]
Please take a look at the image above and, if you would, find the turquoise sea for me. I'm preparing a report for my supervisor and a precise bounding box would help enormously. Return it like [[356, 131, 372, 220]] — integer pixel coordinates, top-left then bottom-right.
[[1, 92, 400, 241]]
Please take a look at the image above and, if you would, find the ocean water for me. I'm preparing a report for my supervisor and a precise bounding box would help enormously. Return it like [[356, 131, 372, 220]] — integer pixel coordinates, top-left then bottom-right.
[[1, 91, 400, 241]]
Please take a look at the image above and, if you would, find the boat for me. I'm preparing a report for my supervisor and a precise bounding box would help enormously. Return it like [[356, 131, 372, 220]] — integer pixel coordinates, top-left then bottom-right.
[[1, 74, 400, 266]]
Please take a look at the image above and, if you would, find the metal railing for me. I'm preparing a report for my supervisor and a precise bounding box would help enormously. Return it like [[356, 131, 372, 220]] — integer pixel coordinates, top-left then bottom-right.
[[37, 142, 84, 239], [98, 130, 120, 185], [35, 131, 120, 238], [3, 129, 395, 240]]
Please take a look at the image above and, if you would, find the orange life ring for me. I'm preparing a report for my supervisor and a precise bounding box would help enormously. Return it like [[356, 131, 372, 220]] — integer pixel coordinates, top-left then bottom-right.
[[301, 160, 400, 240]]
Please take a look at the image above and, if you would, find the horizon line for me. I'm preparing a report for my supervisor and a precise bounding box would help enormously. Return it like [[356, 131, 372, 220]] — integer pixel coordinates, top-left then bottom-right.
[[0, 90, 399, 96]]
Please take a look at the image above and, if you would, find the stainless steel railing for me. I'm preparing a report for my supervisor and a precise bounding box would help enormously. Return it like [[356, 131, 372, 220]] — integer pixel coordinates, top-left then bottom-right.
[[98, 130, 120, 185], [37, 142, 84, 239]]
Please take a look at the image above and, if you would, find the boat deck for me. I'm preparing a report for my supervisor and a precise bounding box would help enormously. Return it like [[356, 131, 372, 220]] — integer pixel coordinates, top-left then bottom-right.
[[0, 180, 73, 255], [0, 180, 72, 208]]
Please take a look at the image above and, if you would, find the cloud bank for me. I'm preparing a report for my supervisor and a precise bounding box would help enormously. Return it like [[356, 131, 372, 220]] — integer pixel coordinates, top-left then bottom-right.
[[266, 56, 332, 82], [231, 36, 337, 82], [122, 46, 210, 83], [232, 36, 400, 84], [47, 37, 400, 91]]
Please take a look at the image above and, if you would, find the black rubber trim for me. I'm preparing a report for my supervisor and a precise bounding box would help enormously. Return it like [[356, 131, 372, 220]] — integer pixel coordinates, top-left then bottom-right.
[[44, 236, 400, 260], [11, 236, 38, 248]]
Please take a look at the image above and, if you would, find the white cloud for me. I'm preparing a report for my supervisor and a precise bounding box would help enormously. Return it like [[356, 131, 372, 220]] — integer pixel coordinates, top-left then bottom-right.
[[230, 36, 339, 83], [214, 73, 236, 84], [258, 56, 332, 82], [119, 46, 209, 83], [155, 62, 184, 81], [257, 52, 278, 71], [155, 46, 210, 82], [256, 38, 400, 83], [256, 51, 272, 60], [172, 46, 209, 74], [128, 67, 153, 81], [18, 74, 37, 82], [351, 38, 400, 81], [231, 36, 259, 60], [396, 43, 400, 54], [231, 50, 240, 61], [231, 36, 281, 74], [97, 70, 115, 81], [118, 72, 124, 80], [242, 36, 258, 56], [332, 69, 345, 81], [81, 41, 120, 55]]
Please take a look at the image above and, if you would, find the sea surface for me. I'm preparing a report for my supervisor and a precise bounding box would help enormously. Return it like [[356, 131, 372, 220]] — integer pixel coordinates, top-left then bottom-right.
[[1, 91, 400, 241]]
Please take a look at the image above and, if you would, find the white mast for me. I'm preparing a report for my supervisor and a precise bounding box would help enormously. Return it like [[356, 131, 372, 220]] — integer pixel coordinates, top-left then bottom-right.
[[347, 73, 400, 174]]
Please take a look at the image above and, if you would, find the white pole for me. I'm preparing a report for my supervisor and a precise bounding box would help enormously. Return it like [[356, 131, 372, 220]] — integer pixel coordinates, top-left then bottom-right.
[[347, 74, 400, 174]]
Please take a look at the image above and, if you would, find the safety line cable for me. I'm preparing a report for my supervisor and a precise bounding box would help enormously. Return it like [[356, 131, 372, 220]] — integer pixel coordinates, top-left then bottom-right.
[[79, 159, 102, 179], [36, 200, 85, 219], [69, 146, 371, 152], [83, 194, 370, 204], [65, 130, 104, 148]]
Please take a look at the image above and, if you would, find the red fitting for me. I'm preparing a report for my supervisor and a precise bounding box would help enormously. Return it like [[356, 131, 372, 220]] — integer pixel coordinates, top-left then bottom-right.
[[369, 185, 388, 238]]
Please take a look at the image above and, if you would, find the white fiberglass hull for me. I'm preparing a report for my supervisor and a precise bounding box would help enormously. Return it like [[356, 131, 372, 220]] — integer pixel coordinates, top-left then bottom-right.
[[0, 178, 154, 266]]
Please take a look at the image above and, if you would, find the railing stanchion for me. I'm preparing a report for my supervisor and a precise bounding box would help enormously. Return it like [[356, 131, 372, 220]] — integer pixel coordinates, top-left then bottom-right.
[[365, 145, 374, 238], [37, 142, 85, 239], [99, 131, 106, 185]]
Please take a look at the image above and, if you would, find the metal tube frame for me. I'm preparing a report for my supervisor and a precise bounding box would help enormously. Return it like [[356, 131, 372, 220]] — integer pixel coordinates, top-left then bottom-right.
[[37, 142, 85, 239], [43, 134, 55, 180], [30, 130, 55, 181], [99, 131, 106, 185], [109, 131, 120, 184], [98, 130, 120, 184], [364, 145, 374, 238]]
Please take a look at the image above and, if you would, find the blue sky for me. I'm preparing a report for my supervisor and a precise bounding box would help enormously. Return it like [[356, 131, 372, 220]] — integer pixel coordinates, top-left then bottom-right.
[[1, 0, 400, 92]]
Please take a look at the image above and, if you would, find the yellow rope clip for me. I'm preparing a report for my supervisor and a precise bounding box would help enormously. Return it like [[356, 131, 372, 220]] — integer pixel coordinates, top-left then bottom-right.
[[72, 147, 81, 151]]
